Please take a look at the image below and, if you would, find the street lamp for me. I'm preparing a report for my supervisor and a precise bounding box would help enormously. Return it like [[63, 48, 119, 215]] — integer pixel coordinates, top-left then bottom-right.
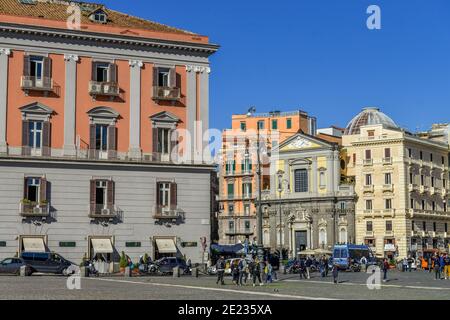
[[277, 169, 288, 272]]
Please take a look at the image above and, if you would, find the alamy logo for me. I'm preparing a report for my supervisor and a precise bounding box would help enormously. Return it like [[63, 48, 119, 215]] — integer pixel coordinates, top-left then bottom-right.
[[67, 3, 81, 30], [66, 265, 81, 290], [366, 5, 381, 30], [366, 266, 382, 290]]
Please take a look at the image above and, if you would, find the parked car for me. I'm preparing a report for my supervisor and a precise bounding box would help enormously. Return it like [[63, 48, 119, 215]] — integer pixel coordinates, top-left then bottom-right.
[[332, 244, 376, 271], [0, 258, 31, 276], [155, 257, 189, 275], [20, 252, 75, 275]]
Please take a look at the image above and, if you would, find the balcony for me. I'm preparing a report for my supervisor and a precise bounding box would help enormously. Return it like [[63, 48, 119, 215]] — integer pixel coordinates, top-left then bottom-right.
[[382, 184, 394, 192], [21, 76, 53, 94], [419, 185, 429, 194], [20, 200, 50, 217], [225, 230, 254, 236], [408, 184, 418, 193], [430, 187, 440, 196], [89, 204, 119, 219], [365, 231, 374, 237], [89, 81, 120, 98], [153, 205, 185, 224], [385, 230, 394, 237], [363, 159, 373, 166], [442, 189, 448, 197], [152, 86, 180, 101], [363, 185, 374, 193], [382, 157, 393, 165]]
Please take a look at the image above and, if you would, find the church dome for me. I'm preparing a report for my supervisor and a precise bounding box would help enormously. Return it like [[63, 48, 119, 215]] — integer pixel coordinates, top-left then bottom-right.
[[344, 107, 399, 135]]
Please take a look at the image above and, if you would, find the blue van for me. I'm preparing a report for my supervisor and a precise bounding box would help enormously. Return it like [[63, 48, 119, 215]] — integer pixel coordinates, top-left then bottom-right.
[[332, 245, 375, 271]]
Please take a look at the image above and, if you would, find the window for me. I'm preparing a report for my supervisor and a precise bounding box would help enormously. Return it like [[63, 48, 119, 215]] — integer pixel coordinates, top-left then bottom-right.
[[319, 171, 326, 188], [366, 221, 373, 232], [420, 151, 423, 160], [95, 180, 108, 208], [421, 200, 426, 210], [385, 199, 392, 209], [433, 222, 437, 232], [25, 177, 41, 202], [229, 221, 235, 231], [227, 183, 234, 199], [365, 150, 372, 160], [408, 148, 412, 158], [242, 157, 251, 173], [28, 121, 43, 150], [244, 221, 251, 231], [272, 119, 278, 130], [365, 174, 372, 186], [93, 11, 107, 23], [421, 175, 425, 186], [158, 182, 171, 207], [368, 130, 375, 138], [432, 201, 436, 211], [242, 183, 252, 199], [158, 68, 170, 87], [240, 122, 246, 132], [340, 202, 347, 210], [410, 172, 414, 184], [353, 153, 356, 164], [157, 128, 170, 154], [339, 228, 347, 244], [386, 221, 393, 232], [294, 169, 308, 193], [431, 177, 435, 187], [95, 63, 110, 82], [430, 153, 433, 163], [244, 204, 250, 216], [385, 173, 392, 185], [412, 221, 415, 231], [286, 118, 292, 129], [423, 221, 427, 231], [366, 200, 373, 210], [225, 160, 235, 174], [257, 121, 265, 130], [30, 56, 43, 79], [442, 156, 445, 165], [319, 229, 327, 246], [410, 198, 414, 209], [228, 204, 234, 214], [95, 124, 108, 151], [445, 223, 448, 233], [384, 148, 391, 158]]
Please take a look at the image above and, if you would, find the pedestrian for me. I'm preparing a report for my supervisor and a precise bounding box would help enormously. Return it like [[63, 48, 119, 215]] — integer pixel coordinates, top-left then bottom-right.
[[265, 261, 273, 284], [434, 254, 441, 280], [407, 256, 414, 272], [320, 258, 326, 278], [238, 258, 248, 286], [332, 263, 339, 284], [428, 256, 433, 273], [402, 258, 408, 272], [250, 258, 263, 287], [216, 256, 225, 285], [299, 258, 306, 279], [305, 256, 312, 279], [360, 256, 368, 272], [439, 254, 445, 277], [382, 258, 389, 282], [444, 254, 450, 280], [231, 260, 240, 285]]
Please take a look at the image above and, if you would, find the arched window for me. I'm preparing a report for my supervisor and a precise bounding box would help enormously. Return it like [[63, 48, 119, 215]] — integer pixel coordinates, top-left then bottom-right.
[[339, 227, 348, 244], [319, 228, 327, 247]]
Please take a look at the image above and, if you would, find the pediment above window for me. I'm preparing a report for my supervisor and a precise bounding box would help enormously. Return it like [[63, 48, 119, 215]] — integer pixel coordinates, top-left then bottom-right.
[[150, 111, 180, 129], [20, 102, 54, 121], [87, 106, 119, 125]]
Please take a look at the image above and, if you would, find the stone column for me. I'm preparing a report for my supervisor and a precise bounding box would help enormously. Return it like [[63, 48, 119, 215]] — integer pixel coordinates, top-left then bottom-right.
[[185, 65, 197, 162], [128, 60, 143, 159], [199, 67, 210, 161], [63, 54, 79, 156], [327, 154, 334, 192], [0, 48, 11, 154], [311, 156, 318, 195]]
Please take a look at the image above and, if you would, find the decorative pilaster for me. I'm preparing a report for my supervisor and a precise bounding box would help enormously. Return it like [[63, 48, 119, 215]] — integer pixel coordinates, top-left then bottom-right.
[[63, 54, 79, 156], [128, 60, 143, 159], [0, 48, 11, 154]]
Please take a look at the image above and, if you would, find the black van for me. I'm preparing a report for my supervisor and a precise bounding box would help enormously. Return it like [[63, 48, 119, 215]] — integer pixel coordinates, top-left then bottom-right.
[[20, 252, 74, 275]]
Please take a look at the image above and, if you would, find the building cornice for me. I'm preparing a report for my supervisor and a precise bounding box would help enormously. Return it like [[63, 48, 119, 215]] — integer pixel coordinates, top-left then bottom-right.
[[0, 22, 219, 56]]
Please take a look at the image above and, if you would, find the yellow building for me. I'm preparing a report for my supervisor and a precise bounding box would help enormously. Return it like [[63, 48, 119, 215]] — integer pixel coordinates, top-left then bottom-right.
[[343, 108, 450, 259]]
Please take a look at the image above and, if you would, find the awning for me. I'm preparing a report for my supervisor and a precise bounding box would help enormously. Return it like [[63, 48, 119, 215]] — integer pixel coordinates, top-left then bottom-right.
[[155, 238, 177, 254], [23, 237, 46, 252], [91, 238, 113, 254]]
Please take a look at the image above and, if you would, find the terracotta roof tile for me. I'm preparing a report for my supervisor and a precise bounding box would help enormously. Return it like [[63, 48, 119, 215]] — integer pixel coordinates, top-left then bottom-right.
[[0, 0, 196, 35]]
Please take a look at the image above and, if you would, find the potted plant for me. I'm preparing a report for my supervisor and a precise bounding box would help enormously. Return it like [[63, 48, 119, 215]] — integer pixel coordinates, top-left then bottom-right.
[[119, 251, 127, 273], [132, 261, 140, 274]]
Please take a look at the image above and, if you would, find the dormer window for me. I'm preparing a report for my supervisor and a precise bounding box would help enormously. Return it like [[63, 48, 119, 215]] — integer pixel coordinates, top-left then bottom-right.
[[90, 9, 108, 24]]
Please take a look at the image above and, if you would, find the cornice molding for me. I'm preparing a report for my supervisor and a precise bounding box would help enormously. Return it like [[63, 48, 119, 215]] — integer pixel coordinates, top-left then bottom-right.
[[186, 64, 211, 73], [0, 48, 11, 56], [129, 59, 144, 68], [64, 53, 79, 62]]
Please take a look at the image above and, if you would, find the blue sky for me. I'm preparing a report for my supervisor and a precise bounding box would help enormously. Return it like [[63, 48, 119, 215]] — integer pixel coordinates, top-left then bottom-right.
[[95, 0, 450, 132]]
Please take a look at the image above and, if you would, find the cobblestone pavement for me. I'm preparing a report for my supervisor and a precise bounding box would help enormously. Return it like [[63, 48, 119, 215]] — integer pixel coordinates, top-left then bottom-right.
[[0, 269, 449, 300]]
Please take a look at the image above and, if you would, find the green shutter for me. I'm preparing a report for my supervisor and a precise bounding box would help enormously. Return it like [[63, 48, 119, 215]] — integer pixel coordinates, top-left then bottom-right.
[[232, 161, 236, 172], [249, 183, 252, 195], [272, 120, 278, 129], [241, 162, 244, 172], [228, 184, 234, 198], [287, 118, 292, 129]]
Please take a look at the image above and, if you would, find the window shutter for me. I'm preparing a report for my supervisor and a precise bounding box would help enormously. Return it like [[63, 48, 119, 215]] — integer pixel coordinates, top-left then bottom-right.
[[241, 162, 244, 172], [90, 180, 96, 209], [169, 68, 176, 88], [107, 180, 114, 207], [42, 121, 51, 156], [91, 62, 97, 81], [39, 177, 47, 202], [249, 183, 252, 196], [22, 120, 30, 156], [89, 124, 96, 159], [156, 182, 161, 206], [170, 182, 177, 208], [23, 177, 28, 199], [107, 125, 117, 159], [109, 63, 117, 83], [153, 67, 159, 87], [43, 57, 52, 83], [152, 127, 159, 153], [23, 55, 30, 77], [232, 160, 236, 172]]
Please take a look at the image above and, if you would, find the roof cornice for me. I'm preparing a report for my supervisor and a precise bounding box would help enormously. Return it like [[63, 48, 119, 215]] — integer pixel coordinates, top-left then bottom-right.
[[0, 22, 219, 55]]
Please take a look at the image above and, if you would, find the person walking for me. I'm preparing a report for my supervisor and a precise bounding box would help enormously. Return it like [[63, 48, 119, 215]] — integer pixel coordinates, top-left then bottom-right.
[[407, 256, 414, 272], [360, 256, 368, 273], [250, 258, 263, 287], [319, 257, 326, 278], [382, 258, 389, 282], [444, 254, 450, 280], [305, 256, 312, 279], [332, 263, 339, 284], [298, 258, 306, 279], [402, 258, 408, 272], [428, 256, 433, 273], [231, 260, 240, 285], [265, 261, 273, 284], [216, 256, 225, 285], [434, 254, 441, 280], [238, 258, 248, 286]]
